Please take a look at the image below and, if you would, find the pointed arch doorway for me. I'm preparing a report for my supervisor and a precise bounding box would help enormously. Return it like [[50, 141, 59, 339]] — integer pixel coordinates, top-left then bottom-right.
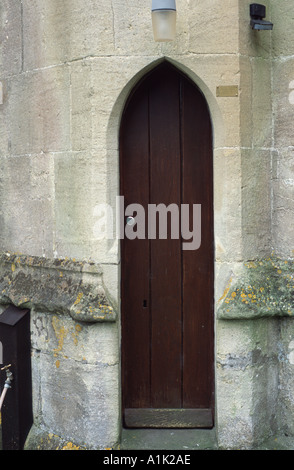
[[120, 62, 214, 428]]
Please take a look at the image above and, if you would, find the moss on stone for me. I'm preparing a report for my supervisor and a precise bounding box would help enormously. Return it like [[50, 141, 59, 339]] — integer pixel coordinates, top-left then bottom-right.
[[0, 252, 116, 323], [218, 257, 294, 320]]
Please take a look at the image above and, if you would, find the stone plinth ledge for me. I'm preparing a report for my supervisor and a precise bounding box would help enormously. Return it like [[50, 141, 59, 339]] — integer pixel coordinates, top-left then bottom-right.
[[0, 253, 116, 323], [217, 257, 294, 320]]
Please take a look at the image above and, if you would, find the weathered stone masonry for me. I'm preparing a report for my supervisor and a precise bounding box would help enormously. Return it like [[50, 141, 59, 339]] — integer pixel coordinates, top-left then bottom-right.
[[0, 253, 115, 322], [1, 0, 294, 449]]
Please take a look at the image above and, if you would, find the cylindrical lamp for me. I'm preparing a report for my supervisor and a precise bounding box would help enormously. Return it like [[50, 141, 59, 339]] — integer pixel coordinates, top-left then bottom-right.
[[151, 0, 177, 42]]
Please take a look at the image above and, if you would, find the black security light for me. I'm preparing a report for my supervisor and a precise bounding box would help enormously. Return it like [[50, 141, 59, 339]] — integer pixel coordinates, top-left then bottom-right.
[[250, 4, 273, 30]]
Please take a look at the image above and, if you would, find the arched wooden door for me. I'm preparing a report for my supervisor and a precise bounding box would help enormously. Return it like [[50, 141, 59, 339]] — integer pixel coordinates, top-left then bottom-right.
[[120, 62, 214, 428]]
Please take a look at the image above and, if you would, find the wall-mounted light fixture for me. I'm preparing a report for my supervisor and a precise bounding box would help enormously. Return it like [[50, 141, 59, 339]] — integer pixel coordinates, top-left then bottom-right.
[[151, 0, 177, 42], [250, 4, 273, 30]]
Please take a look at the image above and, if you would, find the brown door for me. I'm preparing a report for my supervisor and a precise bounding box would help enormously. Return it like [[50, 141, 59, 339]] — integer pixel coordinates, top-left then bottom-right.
[[120, 62, 214, 428]]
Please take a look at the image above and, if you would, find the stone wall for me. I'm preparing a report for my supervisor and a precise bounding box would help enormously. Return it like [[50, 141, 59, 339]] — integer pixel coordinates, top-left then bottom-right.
[[271, 0, 294, 437], [0, 0, 294, 449], [216, 0, 294, 449]]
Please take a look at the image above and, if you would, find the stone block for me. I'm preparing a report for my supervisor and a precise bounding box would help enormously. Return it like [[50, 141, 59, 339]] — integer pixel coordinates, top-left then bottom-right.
[[188, 0, 239, 55], [272, 148, 294, 257], [6, 67, 70, 155], [273, 58, 294, 149], [216, 318, 279, 449], [277, 319, 294, 434], [252, 58, 272, 148], [217, 366, 255, 449], [239, 56, 253, 148], [241, 149, 271, 259], [0, 0, 22, 76], [31, 310, 118, 365], [214, 148, 242, 262], [240, 56, 272, 149], [30, 304, 119, 448], [70, 61, 93, 152], [32, 350, 119, 448], [0, 154, 55, 256], [0, 87, 9, 154], [22, 0, 114, 70], [53, 150, 115, 262], [271, 0, 294, 58], [113, 2, 155, 56]]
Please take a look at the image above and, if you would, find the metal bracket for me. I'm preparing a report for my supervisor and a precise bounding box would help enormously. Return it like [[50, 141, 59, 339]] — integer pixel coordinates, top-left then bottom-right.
[[1, 364, 13, 388], [0, 365, 13, 411]]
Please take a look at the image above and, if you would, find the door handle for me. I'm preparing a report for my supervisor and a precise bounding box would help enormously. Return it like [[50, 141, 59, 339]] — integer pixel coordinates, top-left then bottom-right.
[[126, 216, 135, 226]]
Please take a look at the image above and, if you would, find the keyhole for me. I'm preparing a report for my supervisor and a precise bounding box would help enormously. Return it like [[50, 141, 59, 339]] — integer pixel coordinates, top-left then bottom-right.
[[143, 300, 147, 308]]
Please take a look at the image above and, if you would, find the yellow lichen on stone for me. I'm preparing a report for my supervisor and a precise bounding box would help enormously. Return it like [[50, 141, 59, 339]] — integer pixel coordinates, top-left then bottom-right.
[[61, 441, 80, 450], [74, 292, 83, 305], [52, 316, 68, 357], [218, 277, 232, 304], [72, 323, 82, 346]]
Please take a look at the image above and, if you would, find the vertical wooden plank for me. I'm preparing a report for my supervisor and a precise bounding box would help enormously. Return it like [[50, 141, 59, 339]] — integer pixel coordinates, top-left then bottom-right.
[[120, 84, 151, 412], [148, 65, 182, 408], [181, 78, 214, 411]]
